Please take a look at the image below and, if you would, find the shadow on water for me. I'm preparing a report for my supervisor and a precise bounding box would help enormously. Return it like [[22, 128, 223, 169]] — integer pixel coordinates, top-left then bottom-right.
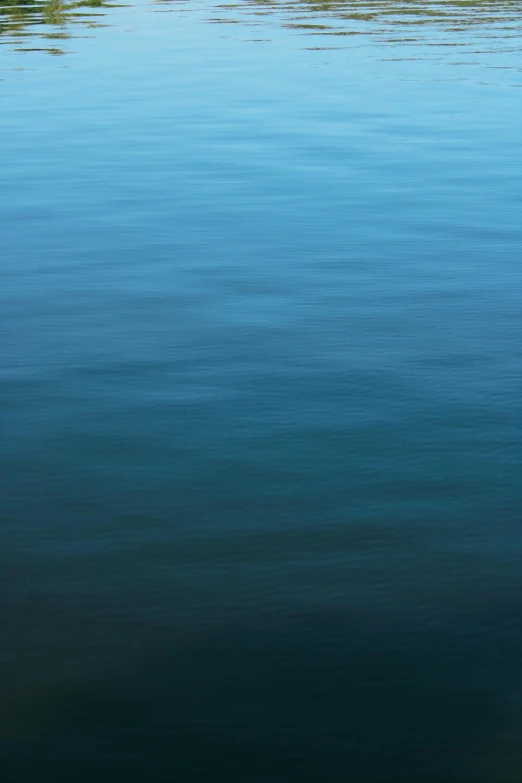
[[2, 605, 522, 782]]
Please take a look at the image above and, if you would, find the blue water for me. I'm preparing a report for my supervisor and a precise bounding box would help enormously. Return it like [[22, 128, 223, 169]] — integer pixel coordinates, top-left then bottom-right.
[[1, 1, 522, 780]]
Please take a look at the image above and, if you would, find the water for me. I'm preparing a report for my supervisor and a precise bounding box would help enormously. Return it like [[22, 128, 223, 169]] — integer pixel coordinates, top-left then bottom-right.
[[1, 1, 521, 780]]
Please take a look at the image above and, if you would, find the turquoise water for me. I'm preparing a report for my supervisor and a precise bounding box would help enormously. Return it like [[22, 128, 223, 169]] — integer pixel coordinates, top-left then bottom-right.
[[1, 1, 522, 780]]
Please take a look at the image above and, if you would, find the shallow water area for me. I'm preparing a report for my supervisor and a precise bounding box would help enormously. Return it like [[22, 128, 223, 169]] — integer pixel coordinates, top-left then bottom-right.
[[1, 0, 522, 780]]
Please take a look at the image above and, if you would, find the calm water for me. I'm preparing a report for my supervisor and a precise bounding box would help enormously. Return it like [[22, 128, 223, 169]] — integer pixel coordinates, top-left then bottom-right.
[[1, 0, 522, 780]]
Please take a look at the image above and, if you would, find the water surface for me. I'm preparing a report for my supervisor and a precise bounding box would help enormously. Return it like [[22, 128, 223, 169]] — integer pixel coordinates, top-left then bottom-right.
[[1, 0, 521, 780]]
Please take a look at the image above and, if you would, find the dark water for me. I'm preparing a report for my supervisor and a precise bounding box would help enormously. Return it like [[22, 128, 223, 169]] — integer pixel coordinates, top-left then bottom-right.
[[1, 0, 522, 780]]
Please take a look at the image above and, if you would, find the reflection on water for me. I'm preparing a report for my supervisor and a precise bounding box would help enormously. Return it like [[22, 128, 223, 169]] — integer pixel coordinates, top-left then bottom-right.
[[0, 0, 117, 55], [2, 0, 522, 58], [218, 0, 522, 40]]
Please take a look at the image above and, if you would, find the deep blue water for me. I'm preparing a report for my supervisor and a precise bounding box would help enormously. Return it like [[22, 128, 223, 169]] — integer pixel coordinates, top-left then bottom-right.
[[1, 1, 522, 780]]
